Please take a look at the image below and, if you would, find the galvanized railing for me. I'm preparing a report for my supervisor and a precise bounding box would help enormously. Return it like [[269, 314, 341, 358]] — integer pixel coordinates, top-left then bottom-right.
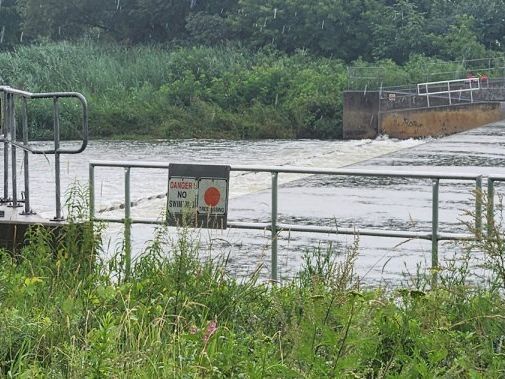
[[487, 174, 505, 235], [89, 160, 485, 282], [417, 78, 481, 107], [0, 86, 88, 220]]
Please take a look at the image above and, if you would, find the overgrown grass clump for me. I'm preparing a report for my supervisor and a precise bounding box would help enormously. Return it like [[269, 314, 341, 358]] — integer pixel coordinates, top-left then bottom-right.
[[1, 218, 505, 377], [0, 42, 347, 140]]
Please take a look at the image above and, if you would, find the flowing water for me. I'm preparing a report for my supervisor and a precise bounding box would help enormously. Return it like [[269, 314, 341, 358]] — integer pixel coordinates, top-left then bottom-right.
[[7, 121, 505, 284]]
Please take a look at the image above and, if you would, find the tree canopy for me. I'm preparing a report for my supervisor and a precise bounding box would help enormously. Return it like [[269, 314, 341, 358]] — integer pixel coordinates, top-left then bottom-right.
[[2, 0, 503, 63]]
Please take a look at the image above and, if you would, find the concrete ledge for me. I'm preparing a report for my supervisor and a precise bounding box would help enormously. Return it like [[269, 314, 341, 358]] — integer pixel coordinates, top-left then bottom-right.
[[379, 102, 505, 139], [0, 206, 69, 254]]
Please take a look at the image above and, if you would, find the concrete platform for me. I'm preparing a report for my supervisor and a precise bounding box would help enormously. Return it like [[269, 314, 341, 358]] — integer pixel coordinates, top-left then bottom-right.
[[0, 205, 66, 254]]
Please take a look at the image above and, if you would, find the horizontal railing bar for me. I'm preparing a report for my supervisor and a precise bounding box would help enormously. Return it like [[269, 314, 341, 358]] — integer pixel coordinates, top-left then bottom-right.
[[0, 86, 85, 100], [417, 88, 480, 96], [94, 217, 163, 225], [229, 221, 474, 241], [90, 161, 482, 180], [418, 78, 478, 86], [229, 166, 481, 180], [92, 217, 475, 242], [488, 175, 505, 181], [91, 160, 171, 169]]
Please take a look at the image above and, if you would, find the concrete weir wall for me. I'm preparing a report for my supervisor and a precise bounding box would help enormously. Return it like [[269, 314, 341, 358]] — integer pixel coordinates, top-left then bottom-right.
[[343, 90, 505, 139], [342, 91, 380, 139], [380, 102, 505, 139]]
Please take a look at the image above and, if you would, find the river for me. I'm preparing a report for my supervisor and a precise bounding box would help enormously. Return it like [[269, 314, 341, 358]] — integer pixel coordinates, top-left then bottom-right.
[[7, 121, 505, 284]]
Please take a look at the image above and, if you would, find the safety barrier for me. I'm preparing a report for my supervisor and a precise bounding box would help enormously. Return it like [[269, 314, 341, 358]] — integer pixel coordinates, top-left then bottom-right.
[[0, 86, 88, 220], [417, 78, 481, 107], [89, 161, 487, 282]]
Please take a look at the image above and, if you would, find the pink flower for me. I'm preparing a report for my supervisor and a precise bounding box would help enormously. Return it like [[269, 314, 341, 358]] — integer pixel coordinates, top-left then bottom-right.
[[203, 320, 217, 343]]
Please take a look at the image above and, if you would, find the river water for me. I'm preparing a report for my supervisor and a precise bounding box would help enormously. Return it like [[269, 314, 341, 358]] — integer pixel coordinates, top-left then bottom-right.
[[8, 121, 505, 284]]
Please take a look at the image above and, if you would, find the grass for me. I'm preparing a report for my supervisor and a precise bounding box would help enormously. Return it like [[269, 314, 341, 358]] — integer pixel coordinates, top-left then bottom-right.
[[1, 210, 505, 377]]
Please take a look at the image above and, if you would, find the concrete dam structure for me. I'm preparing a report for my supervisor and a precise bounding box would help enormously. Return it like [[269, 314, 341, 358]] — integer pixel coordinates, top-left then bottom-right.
[[343, 78, 505, 139]]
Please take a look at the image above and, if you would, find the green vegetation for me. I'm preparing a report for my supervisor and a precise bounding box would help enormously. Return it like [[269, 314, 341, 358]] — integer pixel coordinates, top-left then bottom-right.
[[0, 1, 505, 139], [1, 199, 505, 377], [8, 0, 505, 63], [2, 43, 498, 140]]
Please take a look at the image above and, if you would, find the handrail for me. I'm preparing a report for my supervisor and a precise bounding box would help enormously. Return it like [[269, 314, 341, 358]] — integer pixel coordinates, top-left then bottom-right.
[[0, 86, 88, 154], [416, 78, 481, 107], [89, 161, 486, 283], [0, 86, 89, 220]]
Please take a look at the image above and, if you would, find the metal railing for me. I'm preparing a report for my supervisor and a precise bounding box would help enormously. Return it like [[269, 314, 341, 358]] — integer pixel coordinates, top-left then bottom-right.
[[417, 78, 481, 107], [0, 86, 88, 220], [89, 160, 485, 282]]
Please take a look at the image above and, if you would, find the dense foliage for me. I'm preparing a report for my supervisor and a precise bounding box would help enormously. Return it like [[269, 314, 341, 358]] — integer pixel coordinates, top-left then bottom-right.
[[2, 0, 504, 63], [1, 216, 505, 376]]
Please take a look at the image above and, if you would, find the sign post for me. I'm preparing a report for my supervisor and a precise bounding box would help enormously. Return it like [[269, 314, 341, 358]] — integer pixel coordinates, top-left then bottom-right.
[[167, 164, 230, 229]]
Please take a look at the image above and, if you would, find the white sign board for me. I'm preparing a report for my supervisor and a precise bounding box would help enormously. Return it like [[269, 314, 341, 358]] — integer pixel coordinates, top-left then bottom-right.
[[197, 178, 228, 215], [167, 163, 230, 229], [167, 177, 198, 214]]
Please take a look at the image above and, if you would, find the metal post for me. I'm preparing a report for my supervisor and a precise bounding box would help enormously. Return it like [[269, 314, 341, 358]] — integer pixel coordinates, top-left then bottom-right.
[[10, 94, 18, 208], [448, 82, 451, 105], [432, 179, 439, 287], [475, 176, 482, 238], [124, 167, 132, 280], [53, 97, 63, 220], [21, 97, 32, 214], [487, 179, 495, 236], [89, 164, 95, 221], [271, 172, 278, 283], [3, 92, 9, 202]]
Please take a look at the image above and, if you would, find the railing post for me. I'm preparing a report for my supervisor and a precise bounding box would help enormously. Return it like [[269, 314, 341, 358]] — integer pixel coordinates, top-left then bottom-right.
[[89, 164, 95, 221], [10, 94, 18, 208], [21, 97, 32, 215], [475, 176, 482, 238], [2, 91, 9, 202], [432, 179, 440, 287], [271, 172, 278, 283], [124, 167, 132, 280], [53, 97, 63, 220], [487, 179, 495, 236]]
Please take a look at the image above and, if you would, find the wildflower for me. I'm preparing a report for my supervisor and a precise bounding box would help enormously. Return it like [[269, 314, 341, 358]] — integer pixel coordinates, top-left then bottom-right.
[[203, 320, 217, 343]]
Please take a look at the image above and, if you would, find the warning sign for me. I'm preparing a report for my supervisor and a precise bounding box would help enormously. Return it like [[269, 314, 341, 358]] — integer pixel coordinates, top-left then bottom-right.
[[198, 178, 227, 215], [167, 177, 198, 214], [167, 163, 230, 229]]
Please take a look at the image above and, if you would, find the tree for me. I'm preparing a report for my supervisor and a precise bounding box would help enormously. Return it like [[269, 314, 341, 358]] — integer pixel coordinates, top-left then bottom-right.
[[0, 0, 22, 48], [368, 0, 430, 64]]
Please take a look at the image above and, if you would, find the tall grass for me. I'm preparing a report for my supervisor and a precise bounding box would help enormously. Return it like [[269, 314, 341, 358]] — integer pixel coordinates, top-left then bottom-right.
[[0, 42, 348, 139], [1, 209, 505, 376]]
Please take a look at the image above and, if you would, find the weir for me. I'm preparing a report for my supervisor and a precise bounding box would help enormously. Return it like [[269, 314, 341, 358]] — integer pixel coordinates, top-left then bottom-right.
[[344, 59, 505, 139]]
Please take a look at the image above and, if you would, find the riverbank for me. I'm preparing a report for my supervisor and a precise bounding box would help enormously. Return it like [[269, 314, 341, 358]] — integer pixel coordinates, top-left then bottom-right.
[[0, 42, 470, 141], [1, 220, 505, 377]]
